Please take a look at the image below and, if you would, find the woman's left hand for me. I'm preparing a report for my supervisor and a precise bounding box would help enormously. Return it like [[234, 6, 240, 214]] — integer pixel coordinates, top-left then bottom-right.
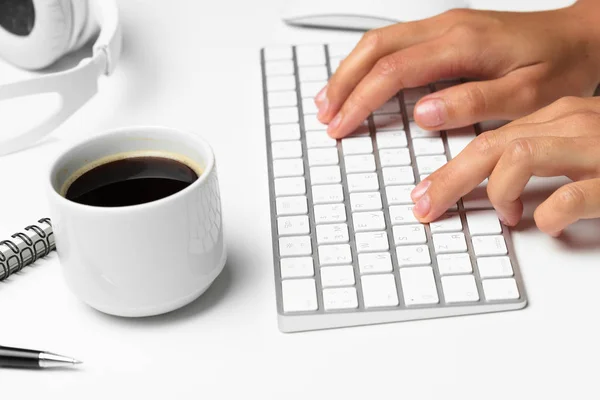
[[410, 96, 600, 237]]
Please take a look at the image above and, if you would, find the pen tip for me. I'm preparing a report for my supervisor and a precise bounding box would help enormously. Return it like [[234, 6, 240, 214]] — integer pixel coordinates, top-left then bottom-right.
[[73, 359, 83, 365]]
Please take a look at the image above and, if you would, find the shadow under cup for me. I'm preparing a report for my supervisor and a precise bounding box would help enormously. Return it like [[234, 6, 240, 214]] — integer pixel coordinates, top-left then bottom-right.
[[47, 126, 226, 317]]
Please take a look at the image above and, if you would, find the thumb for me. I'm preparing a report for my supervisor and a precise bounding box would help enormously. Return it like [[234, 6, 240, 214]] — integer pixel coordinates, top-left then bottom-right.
[[413, 68, 543, 130]]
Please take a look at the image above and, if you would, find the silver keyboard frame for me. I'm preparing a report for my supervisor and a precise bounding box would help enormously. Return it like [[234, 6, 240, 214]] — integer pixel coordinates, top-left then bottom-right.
[[261, 45, 527, 333]]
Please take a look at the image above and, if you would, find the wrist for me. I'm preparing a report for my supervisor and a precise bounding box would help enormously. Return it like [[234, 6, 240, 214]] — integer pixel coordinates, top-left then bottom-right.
[[563, 2, 600, 80]]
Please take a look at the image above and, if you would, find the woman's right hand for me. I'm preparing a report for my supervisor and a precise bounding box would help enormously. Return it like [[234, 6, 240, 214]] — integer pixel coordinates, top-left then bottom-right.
[[315, 1, 600, 139]]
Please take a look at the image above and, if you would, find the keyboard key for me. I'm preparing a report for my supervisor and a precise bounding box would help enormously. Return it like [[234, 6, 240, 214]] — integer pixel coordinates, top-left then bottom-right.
[[447, 126, 476, 159], [279, 236, 312, 257], [373, 114, 404, 131], [264, 46, 293, 61], [282, 279, 318, 312], [358, 252, 393, 274], [314, 203, 347, 224], [273, 158, 304, 178], [327, 42, 356, 58], [383, 166, 415, 185], [278, 215, 310, 236], [303, 114, 328, 131], [356, 231, 389, 253], [412, 138, 445, 155], [308, 148, 339, 166], [268, 91, 297, 108], [319, 244, 352, 265], [437, 253, 473, 275], [306, 130, 336, 148], [280, 257, 314, 279], [312, 184, 344, 204], [347, 173, 379, 192], [477, 256, 514, 278], [350, 192, 382, 211], [275, 177, 306, 196], [270, 123, 301, 141], [265, 60, 294, 76], [389, 205, 419, 225], [463, 179, 493, 208], [345, 154, 376, 173], [323, 287, 359, 311], [374, 98, 401, 115], [416, 155, 447, 174], [311, 165, 341, 184], [301, 81, 328, 98], [466, 210, 502, 235], [432, 233, 467, 254], [400, 267, 439, 306], [316, 223, 349, 244], [276, 196, 308, 216], [409, 122, 440, 138], [393, 224, 426, 245], [302, 98, 319, 115], [430, 213, 463, 233], [320, 265, 355, 288], [376, 130, 407, 149], [379, 148, 411, 167], [296, 45, 326, 66], [353, 211, 386, 232], [342, 136, 373, 155], [442, 275, 479, 303], [272, 141, 302, 159], [396, 245, 431, 266], [299, 66, 328, 82], [403, 86, 431, 104], [361, 274, 399, 308], [267, 76, 296, 92], [472, 235, 508, 256], [269, 107, 299, 124], [483, 278, 520, 301], [386, 185, 415, 205]]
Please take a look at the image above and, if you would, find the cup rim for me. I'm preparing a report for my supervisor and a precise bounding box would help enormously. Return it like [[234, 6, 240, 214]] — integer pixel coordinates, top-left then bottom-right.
[[47, 125, 216, 213]]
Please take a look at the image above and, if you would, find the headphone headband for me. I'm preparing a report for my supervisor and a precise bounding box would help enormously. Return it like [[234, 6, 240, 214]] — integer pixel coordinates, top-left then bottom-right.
[[0, 0, 122, 156]]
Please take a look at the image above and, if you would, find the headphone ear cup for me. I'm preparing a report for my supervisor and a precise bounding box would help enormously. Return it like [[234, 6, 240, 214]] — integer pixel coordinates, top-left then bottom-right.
[[71, 0, 100, 51], [0, 0, 73, 70]]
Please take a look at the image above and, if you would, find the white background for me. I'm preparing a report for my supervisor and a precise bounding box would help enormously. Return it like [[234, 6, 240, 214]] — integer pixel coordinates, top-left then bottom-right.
[[2, 0, 599, 399]]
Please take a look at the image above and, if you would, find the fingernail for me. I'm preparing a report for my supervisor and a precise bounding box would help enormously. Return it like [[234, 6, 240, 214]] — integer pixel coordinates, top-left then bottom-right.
[[415, 98, 446, 128], [413, 194, 431, 218], [327, 113, 342, 134], [317, 97, 330, 119], [315, 85, 327, 105], [411, 180, 431, 202]]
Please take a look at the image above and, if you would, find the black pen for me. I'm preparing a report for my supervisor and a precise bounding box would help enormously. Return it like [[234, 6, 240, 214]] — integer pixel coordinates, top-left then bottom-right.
[[0, 345, 82, 369]]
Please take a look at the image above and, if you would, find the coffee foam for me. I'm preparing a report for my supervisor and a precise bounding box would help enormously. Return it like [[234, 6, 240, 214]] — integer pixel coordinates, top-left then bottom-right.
[[60, 150, 204, 197]]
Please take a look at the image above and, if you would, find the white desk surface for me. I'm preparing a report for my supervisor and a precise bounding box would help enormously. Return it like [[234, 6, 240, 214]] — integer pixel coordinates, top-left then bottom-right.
[[1, 0, 597, 399]]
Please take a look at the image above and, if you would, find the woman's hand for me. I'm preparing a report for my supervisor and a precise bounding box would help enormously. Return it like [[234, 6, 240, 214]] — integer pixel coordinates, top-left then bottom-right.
[[410, 96, 600, 236], [315, 1, 600, 139]]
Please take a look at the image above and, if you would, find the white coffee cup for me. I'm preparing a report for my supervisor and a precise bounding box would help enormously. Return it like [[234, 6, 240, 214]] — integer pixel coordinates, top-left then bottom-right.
[[46, 126, 226, 317]]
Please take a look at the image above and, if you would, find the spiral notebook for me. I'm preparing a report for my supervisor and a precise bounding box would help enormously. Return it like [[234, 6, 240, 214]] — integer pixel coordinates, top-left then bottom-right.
[[0, 219, 55, 281]]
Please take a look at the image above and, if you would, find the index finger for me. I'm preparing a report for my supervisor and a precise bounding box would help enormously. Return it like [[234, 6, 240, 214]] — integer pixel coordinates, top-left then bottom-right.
[[318, 18, 451, 123]]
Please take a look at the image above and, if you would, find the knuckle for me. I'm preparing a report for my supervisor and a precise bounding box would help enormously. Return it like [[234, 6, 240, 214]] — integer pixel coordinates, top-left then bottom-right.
[[463, 84, 488, 118], [446, 23, 478, 42], [555, 185, 587, 213], [516, 83, 542, 108], [441, 8, 474, 21], [360, 29, 384, 52], [374, 54, 404, 78], [505, 138, 534, 166], [472, 131, 498, 155], [572, 109, 600, 125], [553, 96, 583, 111]]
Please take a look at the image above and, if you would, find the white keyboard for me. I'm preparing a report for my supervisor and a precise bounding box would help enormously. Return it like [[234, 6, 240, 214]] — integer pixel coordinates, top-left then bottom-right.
[[261, 44, 527, 333]]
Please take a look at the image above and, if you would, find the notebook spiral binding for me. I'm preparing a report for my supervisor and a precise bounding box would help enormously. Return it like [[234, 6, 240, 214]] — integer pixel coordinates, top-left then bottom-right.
[[0, 218, 56, 281]]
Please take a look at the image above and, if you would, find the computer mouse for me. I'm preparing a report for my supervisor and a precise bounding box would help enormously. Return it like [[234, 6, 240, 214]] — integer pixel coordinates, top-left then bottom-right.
[[281, 0, 470, 31]]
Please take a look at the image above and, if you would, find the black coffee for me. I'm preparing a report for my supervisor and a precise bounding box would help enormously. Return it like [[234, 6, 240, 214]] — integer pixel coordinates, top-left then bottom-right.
[[65, 156, 199, 207]]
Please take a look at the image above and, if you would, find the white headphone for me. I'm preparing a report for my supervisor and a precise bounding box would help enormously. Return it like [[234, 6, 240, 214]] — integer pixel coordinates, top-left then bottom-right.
[[0, 0, 122, 156]]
